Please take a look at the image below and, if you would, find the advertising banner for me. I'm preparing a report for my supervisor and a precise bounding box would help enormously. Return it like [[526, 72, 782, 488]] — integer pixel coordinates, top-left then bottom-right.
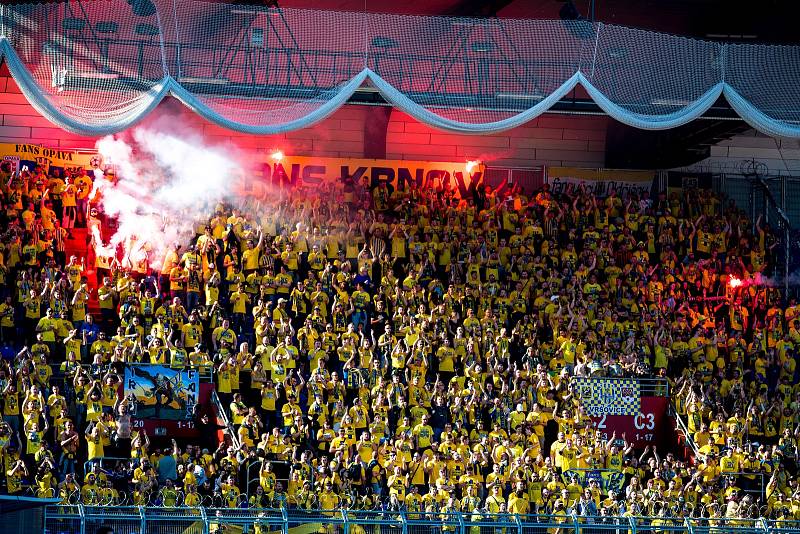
[[546, 167, 654, 197]]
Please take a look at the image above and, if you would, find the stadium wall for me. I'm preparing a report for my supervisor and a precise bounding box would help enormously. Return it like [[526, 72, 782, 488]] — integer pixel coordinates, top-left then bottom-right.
[[0, 73, 608, 168], [694, 130, 800, 175]]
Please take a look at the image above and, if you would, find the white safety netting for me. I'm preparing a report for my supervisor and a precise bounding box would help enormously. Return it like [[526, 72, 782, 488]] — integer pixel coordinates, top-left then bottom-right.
[[581, 24, 725, 130], [4, 1, 168, 134], [161, 4, 368, 133], [0, 0, 799, 137], [724, 43, 800, 139], [365, 15, 587, 132]]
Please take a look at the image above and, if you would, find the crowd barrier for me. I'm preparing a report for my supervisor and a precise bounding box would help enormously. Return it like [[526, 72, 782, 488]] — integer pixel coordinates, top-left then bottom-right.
[[43, 506, 798, 534]]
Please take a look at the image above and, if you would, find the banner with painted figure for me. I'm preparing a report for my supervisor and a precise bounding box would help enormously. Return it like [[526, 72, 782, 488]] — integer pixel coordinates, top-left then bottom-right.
[[124, 365, 198, 420], [546, 167, 655, 198], [242, 156, 486, 200], [0, 143, 96, 174], [560, 469, 626, 494], [573, 377, 641, 416]]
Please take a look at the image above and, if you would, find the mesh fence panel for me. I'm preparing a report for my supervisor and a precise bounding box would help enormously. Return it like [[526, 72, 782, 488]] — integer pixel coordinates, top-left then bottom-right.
[[785, 178, 800, 225], [0, 1, 799, 136], [762, 176, 784, 229], [366, 15, 586, 125], [165, 2, 368, 130], [725, 43, 800, 137], [719, 175, 753, 218], [83, 506, 143, 534], [585, 24, 724, 128], [4, 0, 167, 132]]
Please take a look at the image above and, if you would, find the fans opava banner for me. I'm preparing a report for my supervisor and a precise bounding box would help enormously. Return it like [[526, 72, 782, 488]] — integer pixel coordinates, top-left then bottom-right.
[[0, 143, 97, 173], [243, 156, 486, 200], [546, 167, 654, 197], [573, 377, 641, 416], [124, 365, 199, 421]]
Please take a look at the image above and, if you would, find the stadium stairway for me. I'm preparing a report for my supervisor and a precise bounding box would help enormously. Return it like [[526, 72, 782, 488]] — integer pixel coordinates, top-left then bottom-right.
[[63, 227, 100, 315], [670, 406, 701, 465]]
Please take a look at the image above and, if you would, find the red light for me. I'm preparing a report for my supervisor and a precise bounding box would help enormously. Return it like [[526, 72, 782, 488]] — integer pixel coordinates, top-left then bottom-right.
[[728, 276, 742, 288], [271, 150, 284, 162], [465, 160, 480, 174]]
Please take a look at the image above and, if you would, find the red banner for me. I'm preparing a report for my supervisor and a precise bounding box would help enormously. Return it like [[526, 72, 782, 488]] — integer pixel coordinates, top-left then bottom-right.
[[587, 397, 669, 448]]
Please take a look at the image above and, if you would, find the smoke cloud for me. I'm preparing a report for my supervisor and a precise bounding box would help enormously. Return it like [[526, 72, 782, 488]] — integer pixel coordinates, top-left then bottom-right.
[[754, 272, 800, 288], [729, 272, 800, 288], [92, 126, 251, 269]]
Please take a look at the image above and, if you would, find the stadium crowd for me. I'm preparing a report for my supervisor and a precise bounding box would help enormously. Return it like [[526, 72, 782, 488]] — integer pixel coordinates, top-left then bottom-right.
[[0, 161, 798, 527]]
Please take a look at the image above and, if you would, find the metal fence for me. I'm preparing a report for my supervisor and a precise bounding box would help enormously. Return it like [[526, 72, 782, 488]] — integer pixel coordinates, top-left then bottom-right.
[[714, 173, 800, 230], [245, 459, 291, 500], [713, 172, 800, 298], [485, 167, 546, 195], [43, 506, 794, 534]]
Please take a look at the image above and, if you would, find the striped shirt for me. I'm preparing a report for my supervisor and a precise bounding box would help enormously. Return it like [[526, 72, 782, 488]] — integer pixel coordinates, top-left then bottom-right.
[[53, 228, 65, 252]]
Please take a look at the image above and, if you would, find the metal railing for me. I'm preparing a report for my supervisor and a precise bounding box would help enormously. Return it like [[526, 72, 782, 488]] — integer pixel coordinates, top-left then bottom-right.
[[43, 506, 795, 534], [671, 405, 701, 458], [211, 389, 239, 449], [245, 458, 290, 500], [712, 171, 796, 298]]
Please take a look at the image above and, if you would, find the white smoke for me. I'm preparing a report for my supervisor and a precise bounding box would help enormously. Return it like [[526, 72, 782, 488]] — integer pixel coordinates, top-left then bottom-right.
[[92, 127, 248, 269], [754, 272, 800, 288], [729, 271, 800, 288]]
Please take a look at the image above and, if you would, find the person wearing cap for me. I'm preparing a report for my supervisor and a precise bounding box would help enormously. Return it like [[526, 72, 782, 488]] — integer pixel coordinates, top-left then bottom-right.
[[272, 297, 290, 325]]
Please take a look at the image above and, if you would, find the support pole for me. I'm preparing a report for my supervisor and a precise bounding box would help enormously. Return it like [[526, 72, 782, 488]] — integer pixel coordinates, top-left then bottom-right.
[[783, 175, 789, 299]]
